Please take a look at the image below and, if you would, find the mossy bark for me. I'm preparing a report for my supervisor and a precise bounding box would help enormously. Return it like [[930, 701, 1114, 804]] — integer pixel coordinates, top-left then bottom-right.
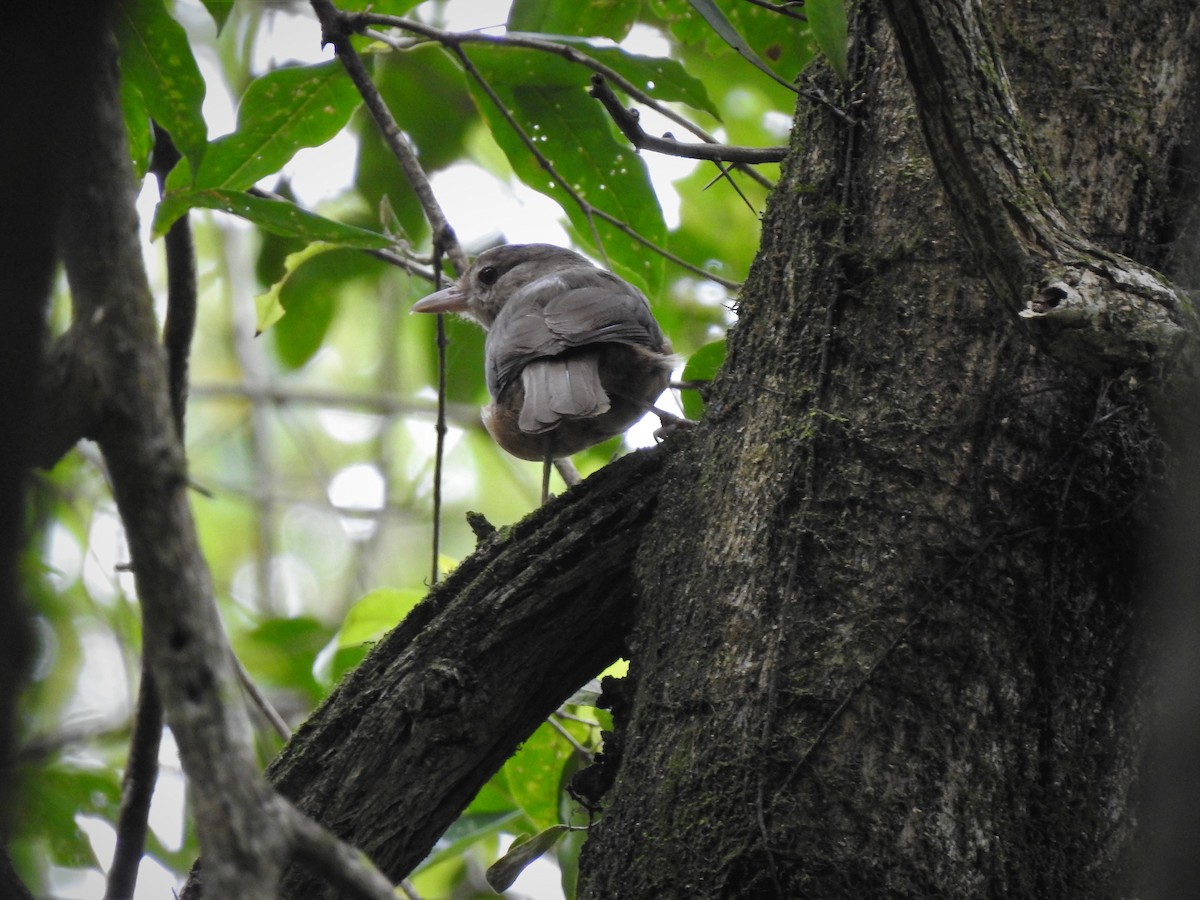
[[577, 1, 1197, 896]]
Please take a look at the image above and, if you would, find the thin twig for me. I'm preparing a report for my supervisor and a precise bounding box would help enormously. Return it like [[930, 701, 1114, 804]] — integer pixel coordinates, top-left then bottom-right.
[[235, 658, 292, 741], [451, 45, 609, 260], [554, 458, 582, 487], [741, 0, 808, 19], [452, 46, 742, 290], [431, 244, 449, 585], [106, 672, 162, 900], [357, 15, 774, 191], [589, 74, 786, 164], [547, 713, 594, 762], [311, 0, 468, 275]]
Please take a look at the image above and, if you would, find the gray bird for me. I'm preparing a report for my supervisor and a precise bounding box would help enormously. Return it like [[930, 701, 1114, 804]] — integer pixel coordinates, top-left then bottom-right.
[[412, 243, 674, 463]]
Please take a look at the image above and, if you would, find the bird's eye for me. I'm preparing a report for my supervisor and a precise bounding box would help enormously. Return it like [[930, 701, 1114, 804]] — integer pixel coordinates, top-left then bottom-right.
[[478, 266, 499, 286]]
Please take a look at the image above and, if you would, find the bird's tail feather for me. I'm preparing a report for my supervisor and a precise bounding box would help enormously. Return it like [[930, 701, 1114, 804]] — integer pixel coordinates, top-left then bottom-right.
[[519, 356, 609, 433]]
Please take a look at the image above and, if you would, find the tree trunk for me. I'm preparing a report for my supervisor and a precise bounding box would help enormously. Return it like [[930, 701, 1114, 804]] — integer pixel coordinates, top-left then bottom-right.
[[576, 1, 1197, 896]]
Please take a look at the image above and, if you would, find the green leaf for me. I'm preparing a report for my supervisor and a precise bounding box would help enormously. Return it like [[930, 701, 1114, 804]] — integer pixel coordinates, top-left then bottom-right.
[[467, 45, 667, 296], [680, 339, 726, 419], [485, 825, 571, 893], [269, 245, 387, 368], [270, 256, 340, 369], [414, 810, 522, 875], [152, 189, 395, 248], [199, 0, 234, 32], [232, 616, 332, 702], [16, 764, 121, 868], [508, 0, 640, 42], [191, 61, 360, 193], [255, 242, 339, 335], [806, 0, 849, 81], [336, 588, 425, 648], [502, 720, 577, 830], [367, 44, 475, 174], [119, 73, 154, 180], [114, 0, 208, 173], [683, 0, 798, 93]]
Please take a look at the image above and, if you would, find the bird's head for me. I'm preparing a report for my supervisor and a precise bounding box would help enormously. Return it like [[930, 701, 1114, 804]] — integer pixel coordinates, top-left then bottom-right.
[[412, 243, 593, 327]]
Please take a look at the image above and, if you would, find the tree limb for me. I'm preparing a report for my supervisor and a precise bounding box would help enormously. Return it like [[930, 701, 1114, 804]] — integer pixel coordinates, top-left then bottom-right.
[[354, 10, 774, 191], [266, 445, 668, 898], [106, 121, 191, 900], [880, 0, 1195, 382], [310, 0, 469, 276], [59, 19, 402, 900]]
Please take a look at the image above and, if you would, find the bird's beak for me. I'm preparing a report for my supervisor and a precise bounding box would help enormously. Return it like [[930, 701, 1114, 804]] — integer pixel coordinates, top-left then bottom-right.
[[412, 283, 468, 314]]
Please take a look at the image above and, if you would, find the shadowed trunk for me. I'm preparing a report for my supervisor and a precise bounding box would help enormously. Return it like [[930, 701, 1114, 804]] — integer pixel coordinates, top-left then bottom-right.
[[576, 1, 1197, 896]]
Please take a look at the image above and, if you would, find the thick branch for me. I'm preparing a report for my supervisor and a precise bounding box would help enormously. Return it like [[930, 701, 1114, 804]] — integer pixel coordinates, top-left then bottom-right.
[[880, 0, 1194, 379], [62, 22, 398, 900], [60, 26, 286, 900], [267, 446, 668, 898], [107, 122, 193, 900]]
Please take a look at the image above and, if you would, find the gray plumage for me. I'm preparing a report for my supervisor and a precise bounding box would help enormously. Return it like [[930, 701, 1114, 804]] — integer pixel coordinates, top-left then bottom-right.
[[412, 244, 673, 460]]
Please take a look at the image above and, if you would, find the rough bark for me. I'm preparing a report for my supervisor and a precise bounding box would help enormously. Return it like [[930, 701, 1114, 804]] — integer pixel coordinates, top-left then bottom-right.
[[576, 1, 1195, 897], [266, 447, 663, 898]]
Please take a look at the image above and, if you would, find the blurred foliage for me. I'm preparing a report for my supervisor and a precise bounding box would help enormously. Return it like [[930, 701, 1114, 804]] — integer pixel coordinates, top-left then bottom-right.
[[18, 0, 840, 895]]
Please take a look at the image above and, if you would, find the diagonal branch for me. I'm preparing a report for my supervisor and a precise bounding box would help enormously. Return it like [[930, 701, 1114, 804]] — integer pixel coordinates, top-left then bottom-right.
[[589, 74, 787, 164], [449, 45, 743, 290], [310, 0, 468, 276], [355, 10, 775, 191], [268, 445, 668, 898], [880, 0, 1194, 382], [61, 17, 401, 900], [106, 121, 191, 900]]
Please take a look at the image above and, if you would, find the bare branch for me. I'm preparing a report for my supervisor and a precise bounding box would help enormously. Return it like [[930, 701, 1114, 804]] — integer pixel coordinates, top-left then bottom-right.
[[285, 804, 400, 900], [431, 245, 449, 586], [66, 18, 408, 900], [106, 121, 194, 900], [310, 0, 468, 275], [105, 673, 162, 900], [740, 0, 808, 20], [63, 23, 284, 900], [356, 12, 774, 191], [589, 74, 786, 164]]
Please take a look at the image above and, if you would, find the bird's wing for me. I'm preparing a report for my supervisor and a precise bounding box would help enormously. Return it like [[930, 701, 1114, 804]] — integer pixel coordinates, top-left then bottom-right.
[[486, 269, 665, 395]]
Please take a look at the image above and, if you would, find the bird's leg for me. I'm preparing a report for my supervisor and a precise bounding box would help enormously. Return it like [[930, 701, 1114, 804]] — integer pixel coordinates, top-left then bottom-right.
[[542, 455, 553, 505], [651, 404, 696, 442], [610, 389, 698, 442], [648, 403, 695, 430]]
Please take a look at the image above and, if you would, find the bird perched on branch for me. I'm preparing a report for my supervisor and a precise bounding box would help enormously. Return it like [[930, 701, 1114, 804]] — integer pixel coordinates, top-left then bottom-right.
[[412, 243, 676, 470]]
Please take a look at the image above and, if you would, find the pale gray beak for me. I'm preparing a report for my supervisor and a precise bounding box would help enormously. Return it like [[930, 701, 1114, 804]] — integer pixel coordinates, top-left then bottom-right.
[[412, 283, 468, 314]]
